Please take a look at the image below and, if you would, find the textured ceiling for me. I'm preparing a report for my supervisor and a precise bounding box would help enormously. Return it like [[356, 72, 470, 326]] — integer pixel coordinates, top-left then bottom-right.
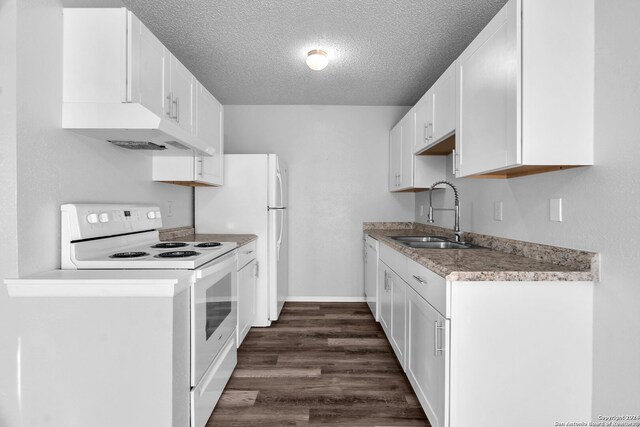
[[65, 0, 508, 105]]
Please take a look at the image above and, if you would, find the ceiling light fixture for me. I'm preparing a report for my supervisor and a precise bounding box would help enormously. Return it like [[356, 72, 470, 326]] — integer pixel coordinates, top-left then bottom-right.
[[306, 49, 328, 71]]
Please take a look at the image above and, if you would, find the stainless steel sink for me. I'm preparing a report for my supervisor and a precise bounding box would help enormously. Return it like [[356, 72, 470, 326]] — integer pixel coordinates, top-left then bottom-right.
[[390, 236, 449, 243], [390, 236, 477, 249]]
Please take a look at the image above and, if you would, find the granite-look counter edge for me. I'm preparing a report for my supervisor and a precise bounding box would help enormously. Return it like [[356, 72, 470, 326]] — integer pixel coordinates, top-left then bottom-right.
[[161, 229, 257, 247], [364, 222, 598, 282]]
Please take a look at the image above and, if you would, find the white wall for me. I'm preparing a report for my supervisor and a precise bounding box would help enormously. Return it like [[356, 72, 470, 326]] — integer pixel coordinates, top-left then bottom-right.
[[224, 105, 414, 299], [0, 1, 193, 423], [415, 0, 640, 415]]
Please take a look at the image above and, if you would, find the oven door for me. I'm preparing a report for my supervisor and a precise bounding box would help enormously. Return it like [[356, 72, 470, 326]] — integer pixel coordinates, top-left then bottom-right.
[[191, 249, 237, 387]]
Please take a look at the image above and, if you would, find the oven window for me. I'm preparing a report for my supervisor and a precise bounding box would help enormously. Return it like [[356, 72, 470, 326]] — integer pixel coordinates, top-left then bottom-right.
[[205, 272, 232, 340]]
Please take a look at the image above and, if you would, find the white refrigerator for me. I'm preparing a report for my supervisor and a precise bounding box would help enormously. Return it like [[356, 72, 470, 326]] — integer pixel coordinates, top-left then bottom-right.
[[195, 154, 288, 325]]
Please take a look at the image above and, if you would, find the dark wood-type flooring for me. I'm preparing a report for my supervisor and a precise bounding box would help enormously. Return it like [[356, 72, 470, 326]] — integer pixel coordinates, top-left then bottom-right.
[[206, 302, 431, 426]]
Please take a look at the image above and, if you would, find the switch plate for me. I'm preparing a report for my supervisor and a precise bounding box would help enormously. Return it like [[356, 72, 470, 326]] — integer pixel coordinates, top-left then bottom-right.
[[493, 201, 503, 221], [550, 198, 562, 222]]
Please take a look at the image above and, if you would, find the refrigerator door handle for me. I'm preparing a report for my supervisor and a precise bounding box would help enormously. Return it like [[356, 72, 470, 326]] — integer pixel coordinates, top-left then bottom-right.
[[276, 209, 284, 261], [267, 206, 287, 210]]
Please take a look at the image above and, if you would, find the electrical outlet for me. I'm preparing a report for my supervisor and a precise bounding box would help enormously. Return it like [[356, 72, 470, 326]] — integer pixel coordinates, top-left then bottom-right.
[[167, 200, 174, 218], [550, 198, 562, 222], [493, 201, 503, 221]]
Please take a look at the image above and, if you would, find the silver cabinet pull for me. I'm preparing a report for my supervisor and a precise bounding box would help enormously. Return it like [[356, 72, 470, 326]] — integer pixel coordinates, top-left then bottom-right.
[[412, 275, 427, 285], [197, 157, 204, 177], [254, 262, 259, 278], [166, 92, 173, 117], [176, 97, 180, 123], [452, 149, 459, 174], [429, 122, 434, 140], [243, 250, 254, 255], [171, 97, 178, 121], [434, 321, 444, 356], [424, 123, 429, 142]]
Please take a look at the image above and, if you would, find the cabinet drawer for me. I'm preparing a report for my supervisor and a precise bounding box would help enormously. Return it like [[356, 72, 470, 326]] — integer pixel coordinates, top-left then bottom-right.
[[237, 240, 257, 270], [407, 259, 448, 318], [191, 333, 237, 427], [379, 242, 407, 279]]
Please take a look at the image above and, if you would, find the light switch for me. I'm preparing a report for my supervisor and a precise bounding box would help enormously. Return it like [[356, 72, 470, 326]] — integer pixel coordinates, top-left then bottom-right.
[[550, 198, 562, 222], [493, 201, 503, 221]]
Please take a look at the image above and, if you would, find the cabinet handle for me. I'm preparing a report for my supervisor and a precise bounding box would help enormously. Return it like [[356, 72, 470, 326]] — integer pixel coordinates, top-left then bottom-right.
[[412, 275, 427, 285], [243, 250, 254, 255], [197, 157, 204, 177], [429, 122, 434, 140], [171, 97, 178, 121], [434, 321, 444, 356], [176, 97, 180, 123], [452, 149, 459, 174], [254, 262, 259, 278], [166, 92, 173, 117], [424, 123, 429, 142]]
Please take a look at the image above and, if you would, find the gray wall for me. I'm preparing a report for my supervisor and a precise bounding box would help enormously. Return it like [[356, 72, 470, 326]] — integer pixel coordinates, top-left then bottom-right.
[[0, 1, 193, 424], [224, 105, 415, 299], [416, 0, 640, 415]]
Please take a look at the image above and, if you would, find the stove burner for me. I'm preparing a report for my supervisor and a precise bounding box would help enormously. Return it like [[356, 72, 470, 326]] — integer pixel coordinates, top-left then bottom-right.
[[156, 250, 200, 258], [110, 252, 149, 259], [152, 242, 188, 249], [194, 242, 222, 248]]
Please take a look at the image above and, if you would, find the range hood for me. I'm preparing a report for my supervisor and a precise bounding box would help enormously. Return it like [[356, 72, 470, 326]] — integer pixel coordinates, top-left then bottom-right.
[[62, 102, 214, 156]]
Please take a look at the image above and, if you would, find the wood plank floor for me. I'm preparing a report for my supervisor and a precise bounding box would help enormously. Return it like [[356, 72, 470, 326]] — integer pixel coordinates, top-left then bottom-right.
[[206, 302, 431, 426]]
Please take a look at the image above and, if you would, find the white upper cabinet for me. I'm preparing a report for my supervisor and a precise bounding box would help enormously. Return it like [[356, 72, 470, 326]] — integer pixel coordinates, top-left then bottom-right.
[[128, 12, 169, 119], [414, 62, 456, 155], [455, 0, 594, 178], [169, 55, 195, 135], [389, 109, 446, 192], [62, 8, 220, 157]]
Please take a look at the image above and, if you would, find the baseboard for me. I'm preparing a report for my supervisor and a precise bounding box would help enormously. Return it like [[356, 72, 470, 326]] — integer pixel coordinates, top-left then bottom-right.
[[285, 296, 366, 302]]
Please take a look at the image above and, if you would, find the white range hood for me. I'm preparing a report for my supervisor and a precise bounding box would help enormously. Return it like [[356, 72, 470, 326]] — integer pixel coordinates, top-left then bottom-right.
[[63, 102, 213, 155]]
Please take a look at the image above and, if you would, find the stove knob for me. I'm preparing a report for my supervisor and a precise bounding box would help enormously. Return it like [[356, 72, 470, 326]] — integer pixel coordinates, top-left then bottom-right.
[[98, 213, 110, 223], [155, 211, 162, 218], [147, 211, 156, 219], [87, 213, 99, 224]]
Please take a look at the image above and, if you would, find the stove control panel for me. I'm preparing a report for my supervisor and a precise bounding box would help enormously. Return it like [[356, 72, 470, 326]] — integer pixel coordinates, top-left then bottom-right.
[[61, 204, 163, 241]]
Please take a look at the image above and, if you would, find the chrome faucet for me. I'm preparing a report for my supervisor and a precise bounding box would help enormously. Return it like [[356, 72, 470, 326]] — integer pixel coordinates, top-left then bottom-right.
[[427, 181, 462, 242]]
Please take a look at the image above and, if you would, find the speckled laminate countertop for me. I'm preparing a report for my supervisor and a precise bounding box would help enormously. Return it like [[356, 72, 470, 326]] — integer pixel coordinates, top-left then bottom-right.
[[365, 223, 598, 282], [159, 227, 257, 247]]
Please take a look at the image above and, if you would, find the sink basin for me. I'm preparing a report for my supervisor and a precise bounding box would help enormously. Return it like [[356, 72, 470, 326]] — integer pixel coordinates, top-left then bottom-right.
[[390, 236, 449, 243], [402, 241, 472, 249], [390, 235, 477, 249]]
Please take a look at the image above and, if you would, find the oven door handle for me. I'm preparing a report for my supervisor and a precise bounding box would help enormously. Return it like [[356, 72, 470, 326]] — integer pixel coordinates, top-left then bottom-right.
[[195, 250, 237, 279]]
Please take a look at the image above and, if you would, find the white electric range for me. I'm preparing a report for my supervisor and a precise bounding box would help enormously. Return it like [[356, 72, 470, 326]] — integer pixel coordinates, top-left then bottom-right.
[[57, 203, 238, 427]]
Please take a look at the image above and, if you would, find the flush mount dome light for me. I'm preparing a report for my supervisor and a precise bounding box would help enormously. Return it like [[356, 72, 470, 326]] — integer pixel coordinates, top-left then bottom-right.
[[306, 49, 328, 71]]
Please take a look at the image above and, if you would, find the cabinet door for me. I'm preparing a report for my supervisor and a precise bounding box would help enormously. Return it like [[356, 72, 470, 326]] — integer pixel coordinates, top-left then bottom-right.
[[407, 287, 448, 427], [388, 124, 402, 191], [364, 241, 378, 321], [389, 270, 406, 368], [194, 83, 224, 185], [457, 0, 520, 177], [431, 62, 456, 144], [237, 260, 257, 347], [378, 263, 392, 335], [399, 109, 415, 189], [128, 12, 169, 119], [414, 89, 434, 154], [169, 55, 194, 134]]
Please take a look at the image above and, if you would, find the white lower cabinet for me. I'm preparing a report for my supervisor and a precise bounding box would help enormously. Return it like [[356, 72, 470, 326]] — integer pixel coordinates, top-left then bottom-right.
[[389, 269, 406, 369], [407, 286, 448, 427], [237, 241, 257, 347], [378, 261, 393, 334], [375, 240, 593, 427]]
